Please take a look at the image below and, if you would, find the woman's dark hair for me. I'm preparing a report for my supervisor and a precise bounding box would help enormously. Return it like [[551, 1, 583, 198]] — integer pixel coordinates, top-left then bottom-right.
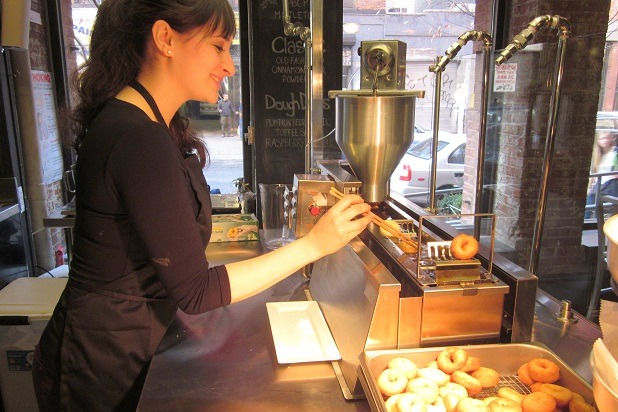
[[70, 0, 236, 167]]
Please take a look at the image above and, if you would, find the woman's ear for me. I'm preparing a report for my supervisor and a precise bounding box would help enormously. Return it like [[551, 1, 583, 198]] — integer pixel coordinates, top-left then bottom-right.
[[151, 20, 174, 56]]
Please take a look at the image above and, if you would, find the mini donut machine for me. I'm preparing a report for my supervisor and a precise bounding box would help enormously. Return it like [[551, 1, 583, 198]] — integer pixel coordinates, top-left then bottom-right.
[[290, 40, 537, 399]]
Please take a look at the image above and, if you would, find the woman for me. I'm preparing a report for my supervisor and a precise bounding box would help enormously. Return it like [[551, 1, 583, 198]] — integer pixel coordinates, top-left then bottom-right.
[[586, 130, 618, 217], [32, 0, 372, 410]]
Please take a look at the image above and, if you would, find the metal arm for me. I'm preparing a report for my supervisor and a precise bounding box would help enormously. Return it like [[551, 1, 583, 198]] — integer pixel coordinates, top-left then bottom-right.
[[496, 15, 571, 66], [427, 31, 492, 217], [494, 16, 571, 275]]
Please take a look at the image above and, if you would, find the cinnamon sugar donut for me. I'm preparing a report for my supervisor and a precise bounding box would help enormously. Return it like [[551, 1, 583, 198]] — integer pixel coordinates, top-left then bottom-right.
[[521, 392, 556, 412], [450, 234, 479, 260], [535, 383, 572, 409], [437, 347, 468, 373], [517, 363, 536, 387], [471, 367, 500, 388], [526, 358, 560, 384], [461, 356, 481, 373], [451, 370, 482, 396]]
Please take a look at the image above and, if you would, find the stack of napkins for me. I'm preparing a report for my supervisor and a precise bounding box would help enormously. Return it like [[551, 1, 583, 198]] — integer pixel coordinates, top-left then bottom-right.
[[592, 300, 618, 396]]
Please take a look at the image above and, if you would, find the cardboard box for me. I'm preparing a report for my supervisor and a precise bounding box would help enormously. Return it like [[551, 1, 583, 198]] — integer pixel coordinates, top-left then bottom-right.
[[211, 213, 259, 242]]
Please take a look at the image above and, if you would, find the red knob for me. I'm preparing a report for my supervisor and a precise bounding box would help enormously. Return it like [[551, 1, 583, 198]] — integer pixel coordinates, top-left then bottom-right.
[[309, 203, 321, 216]]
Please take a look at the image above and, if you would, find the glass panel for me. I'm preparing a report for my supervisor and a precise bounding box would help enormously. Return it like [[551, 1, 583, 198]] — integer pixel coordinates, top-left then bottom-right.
[[67, 0, 244, 195]]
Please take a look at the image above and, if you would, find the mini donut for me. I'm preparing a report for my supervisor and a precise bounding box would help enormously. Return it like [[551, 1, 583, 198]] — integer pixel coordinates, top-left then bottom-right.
[[384, 393, 401, 412], [497, 387, 524, 405], [455, 397, 490, 412], [487, 398, 522, 412], [443, 392, 463, 412], [528, 382, 543, 393], [471, 367, 500, 388], [461, 356, 481, 373], [431, 396, 447, 412], [520, 392, 556, 412], [526, 359, 560, 384], [406, 377, 439, 404], [451, 370, 482, 396], [450, 234, 479, 260], [437, 347, 468, 373], [380, 220, 402, 238], [389, 357, 419, 380], [568, 399, 596, 412], [517, 363, 536, 387], [377, 368, 408, 397], [396, 392, 427, 412], [418, 367, 451, 387], [439, 382, 468, 399], [483, 397, 500, 405], [426, 360, 440, 369], [535, 383, 572, 409]]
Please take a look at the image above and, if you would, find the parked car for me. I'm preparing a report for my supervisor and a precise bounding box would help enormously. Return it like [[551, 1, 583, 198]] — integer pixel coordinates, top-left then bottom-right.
[[199, 101, 219, 119], [390, 133, 466, 206]]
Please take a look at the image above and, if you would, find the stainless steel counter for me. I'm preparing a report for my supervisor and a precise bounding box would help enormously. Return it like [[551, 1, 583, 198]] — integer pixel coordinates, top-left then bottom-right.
[[137, 240, 602, 411]]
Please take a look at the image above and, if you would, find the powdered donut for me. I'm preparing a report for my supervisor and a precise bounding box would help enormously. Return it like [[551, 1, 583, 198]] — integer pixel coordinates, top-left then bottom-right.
[[439, 382, 469, 399], [437, 347, 468, 373], [388, 357, 418, 380], [406, 376, 439, 404], [418, 367, 451, 387], [471, 367, 500, 388], [396, 392, 427, 412], [526, 358, 560, 383], [450, 234, 479, 260], [535, 383, 572, 408], [455, 397, 490, 412], [451, 370, 482, 396], [377, 368, 407, 397], [520, 392, 556, 412], [384, 393, 401, 412], [517, 363, 536, 387], [568, 399, 596, 412]]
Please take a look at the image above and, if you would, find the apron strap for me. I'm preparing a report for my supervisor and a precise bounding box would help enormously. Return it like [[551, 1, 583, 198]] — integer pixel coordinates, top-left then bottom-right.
[[129, 80, 168, 129]]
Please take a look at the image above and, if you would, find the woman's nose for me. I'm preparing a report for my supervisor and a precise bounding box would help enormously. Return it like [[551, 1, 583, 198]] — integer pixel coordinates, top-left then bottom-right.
[[223, 52, 235, 77]]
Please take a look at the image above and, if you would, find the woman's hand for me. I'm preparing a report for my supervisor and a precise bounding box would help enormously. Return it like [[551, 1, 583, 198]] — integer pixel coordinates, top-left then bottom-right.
[[303, 194, 372, 258]]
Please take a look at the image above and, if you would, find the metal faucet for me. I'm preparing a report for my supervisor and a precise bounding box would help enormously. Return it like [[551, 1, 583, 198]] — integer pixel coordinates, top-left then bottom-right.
[[495, 16, 571, 276], [428, 31, 493, 221], [496, 15, 571, 66]]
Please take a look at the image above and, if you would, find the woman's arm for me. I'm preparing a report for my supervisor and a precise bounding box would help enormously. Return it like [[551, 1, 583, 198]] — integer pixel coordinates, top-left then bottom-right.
[[226, 194, 372, 303]]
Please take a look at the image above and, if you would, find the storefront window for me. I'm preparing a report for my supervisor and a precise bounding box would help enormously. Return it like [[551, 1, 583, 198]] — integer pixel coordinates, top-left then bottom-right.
[[67, 0, 244, 195], [345, 0, 618, 317]]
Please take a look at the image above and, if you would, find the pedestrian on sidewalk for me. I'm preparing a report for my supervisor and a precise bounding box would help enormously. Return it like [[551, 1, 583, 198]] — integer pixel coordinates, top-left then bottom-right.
[[217, 93, 238, 136]]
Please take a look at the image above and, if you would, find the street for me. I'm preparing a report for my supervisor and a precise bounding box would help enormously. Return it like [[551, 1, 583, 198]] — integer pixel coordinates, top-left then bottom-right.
[[191, 118, 244, 194]]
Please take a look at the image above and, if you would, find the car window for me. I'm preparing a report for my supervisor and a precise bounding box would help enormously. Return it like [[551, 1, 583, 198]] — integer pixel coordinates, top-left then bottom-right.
[[409, 139, 449, 160], [448, 144, 466, 164]]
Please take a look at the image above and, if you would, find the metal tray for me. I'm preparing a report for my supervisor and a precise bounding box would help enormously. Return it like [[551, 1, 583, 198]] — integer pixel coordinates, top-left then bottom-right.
[[358, 343, 594, 412]]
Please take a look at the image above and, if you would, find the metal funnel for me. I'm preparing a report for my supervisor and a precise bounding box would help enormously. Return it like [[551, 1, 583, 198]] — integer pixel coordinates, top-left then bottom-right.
[[329, 90, 423, 203]]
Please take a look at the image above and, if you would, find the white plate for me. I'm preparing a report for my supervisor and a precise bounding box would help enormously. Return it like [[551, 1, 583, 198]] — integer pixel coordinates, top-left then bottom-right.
[[266, 301, 341, 364]]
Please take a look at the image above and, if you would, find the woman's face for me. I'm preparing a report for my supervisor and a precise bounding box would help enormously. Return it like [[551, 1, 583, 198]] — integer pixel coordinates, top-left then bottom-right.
[[173, 25, 235, 104], [598, 132, 616, 149]]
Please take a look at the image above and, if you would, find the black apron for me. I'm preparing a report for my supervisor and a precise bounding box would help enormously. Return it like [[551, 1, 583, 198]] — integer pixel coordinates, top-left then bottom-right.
[[43, 82, 213, 411]]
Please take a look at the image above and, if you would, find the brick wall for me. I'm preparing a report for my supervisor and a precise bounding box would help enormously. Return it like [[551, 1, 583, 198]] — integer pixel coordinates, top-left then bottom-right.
[[465, 0, 610, 278]]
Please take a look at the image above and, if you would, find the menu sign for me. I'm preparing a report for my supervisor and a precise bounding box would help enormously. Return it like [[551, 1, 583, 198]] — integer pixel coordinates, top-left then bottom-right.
[[250, 0, 341, 185]]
